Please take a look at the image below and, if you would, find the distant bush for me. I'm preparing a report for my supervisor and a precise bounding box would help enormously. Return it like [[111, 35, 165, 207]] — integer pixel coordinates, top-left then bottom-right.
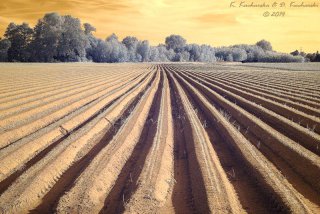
[[0, 13, 312, 63], [216, 47, 247, 62], [258, 51, 304, 63], [291, 50, 320, 62], [218, 44, 304, 63]]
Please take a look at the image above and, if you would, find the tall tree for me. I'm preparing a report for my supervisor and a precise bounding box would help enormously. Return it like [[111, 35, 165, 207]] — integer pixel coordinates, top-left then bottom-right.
[[104, 34, 128, 62], [315, 51, 320, 62], [30, 13, 63, 62], [56, 15, 88, 62], [165, 35, 186, 52], [83, 23, 96, 35], [136, 40, 150, 62], [106, 33, 118, 42], [290, 50, 300, 56], [0, 38, 11, 62], [83, 23, 99, 61], [122, 36, 139, 61], [4, 22, 33, 62], [256, 39, 273, 51]]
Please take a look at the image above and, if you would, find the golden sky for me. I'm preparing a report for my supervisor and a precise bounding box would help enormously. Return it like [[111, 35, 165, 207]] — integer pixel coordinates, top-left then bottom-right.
[[0, 0, 319, 52]]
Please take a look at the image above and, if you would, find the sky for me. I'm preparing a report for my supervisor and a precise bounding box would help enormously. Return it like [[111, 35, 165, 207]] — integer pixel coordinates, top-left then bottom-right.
[[0, 0, 319, 53]]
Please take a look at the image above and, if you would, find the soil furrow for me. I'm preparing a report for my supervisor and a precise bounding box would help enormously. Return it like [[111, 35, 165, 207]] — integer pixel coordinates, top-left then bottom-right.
[[122, 68, 175, 213], [201, 71, 320, 108], [54, 70, 161, 214], [170, 66, 315, 213], [168, 70, 244, 213], [177, 69, 320, 156], [0, 72, 153, 186], [190, 71, 320, 117], [0, 73, 146, 147], [0, 71, 136, 112], [0, 69, 156, 214], [1, 63, 319, 214]]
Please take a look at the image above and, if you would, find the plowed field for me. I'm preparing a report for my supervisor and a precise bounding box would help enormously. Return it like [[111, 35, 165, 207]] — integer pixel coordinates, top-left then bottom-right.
[[0, 63, 320, 213]]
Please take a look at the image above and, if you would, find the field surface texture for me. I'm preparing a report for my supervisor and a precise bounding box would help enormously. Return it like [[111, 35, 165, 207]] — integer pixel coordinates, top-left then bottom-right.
[[0, 63, 320, 214]]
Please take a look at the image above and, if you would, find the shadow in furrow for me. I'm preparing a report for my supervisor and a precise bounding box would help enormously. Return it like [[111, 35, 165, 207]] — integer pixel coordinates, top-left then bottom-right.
[[28, 74, 155, 213], [0, 73, 145, 150], [175, 68, 320, 207], [168, 67, 274, 214], [100, 69, 163, 214], [166, 68, 210, 214], [0, 74, 150, 196], [168, 72, 196, 214]]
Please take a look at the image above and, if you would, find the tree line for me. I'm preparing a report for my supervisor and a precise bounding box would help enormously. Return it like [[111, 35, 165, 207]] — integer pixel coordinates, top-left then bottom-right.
[[290, 50, 320, 62], [0, 13, 315, 63]]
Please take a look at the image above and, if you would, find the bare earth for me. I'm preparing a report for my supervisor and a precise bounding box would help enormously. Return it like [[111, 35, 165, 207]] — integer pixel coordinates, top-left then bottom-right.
[[0, 62, 319, 214]]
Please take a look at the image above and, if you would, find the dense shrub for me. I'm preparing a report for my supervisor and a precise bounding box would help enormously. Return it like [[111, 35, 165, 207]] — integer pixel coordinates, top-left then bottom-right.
[[258, 51, 304, 63]]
